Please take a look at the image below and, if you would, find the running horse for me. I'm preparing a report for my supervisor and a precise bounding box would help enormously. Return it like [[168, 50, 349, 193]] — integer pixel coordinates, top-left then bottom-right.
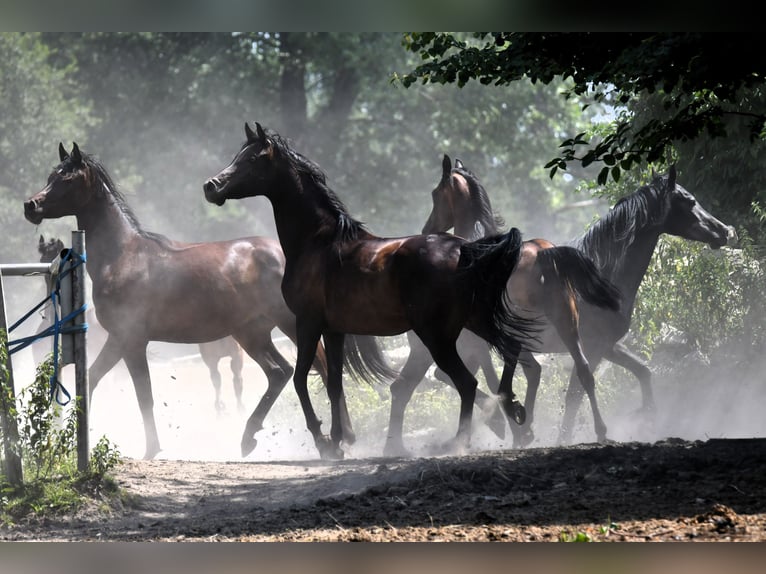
[[24, 142, 356, 459], [386, 155, 622, 452], [425, 156, 736, 445], [40, 235, 249, 414], [204, 122, 539, 459]]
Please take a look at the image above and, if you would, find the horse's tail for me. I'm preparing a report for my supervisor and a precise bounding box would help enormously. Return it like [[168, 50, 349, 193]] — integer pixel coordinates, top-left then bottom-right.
[[343, 334, 398, 386], [458, 227, 540, 359], [536, 246, 621, 311]]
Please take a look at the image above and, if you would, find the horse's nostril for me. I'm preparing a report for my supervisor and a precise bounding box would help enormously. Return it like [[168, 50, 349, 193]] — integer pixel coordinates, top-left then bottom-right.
[[203, 180, 217, 195]]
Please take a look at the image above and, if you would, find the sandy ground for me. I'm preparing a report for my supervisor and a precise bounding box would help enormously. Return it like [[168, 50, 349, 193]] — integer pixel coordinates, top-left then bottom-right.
[[3, 336, 766, 542]]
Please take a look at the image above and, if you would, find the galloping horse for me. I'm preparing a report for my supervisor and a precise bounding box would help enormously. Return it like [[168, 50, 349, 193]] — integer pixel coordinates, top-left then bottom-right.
[[24, 142, 355, 459], [385, 155, 622, 452], [426, 157, 736, 445], [204, 122, 538, 459], [37, 236, 246, 413]]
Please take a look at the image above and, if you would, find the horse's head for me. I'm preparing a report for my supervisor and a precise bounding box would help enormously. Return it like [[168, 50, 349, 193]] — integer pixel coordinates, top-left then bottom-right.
[[659, 165, 737, 249], [38, 235, 65, 263], [422, 155, 459, 235], [204, 122, 278, 206], [24, 142, 91, 225], [422, 155, 502, 240]]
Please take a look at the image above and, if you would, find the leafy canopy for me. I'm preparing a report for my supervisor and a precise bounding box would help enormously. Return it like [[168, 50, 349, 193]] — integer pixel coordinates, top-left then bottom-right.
[[399, 33, 766, 183]]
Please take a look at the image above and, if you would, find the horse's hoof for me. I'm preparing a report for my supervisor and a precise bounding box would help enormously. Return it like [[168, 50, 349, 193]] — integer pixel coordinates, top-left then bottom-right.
[[433, 437, 469, 456], [504, 400, 526, 425], [383, 441, 411, 458], [315, 436, 344, 461], [143, 446, 161, 460], [512, 428, 535, 449], [241, 435, 258, 457]]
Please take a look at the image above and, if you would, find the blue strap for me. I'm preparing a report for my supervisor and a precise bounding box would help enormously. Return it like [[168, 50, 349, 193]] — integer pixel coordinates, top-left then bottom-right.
[[6, 249, 88, 406]]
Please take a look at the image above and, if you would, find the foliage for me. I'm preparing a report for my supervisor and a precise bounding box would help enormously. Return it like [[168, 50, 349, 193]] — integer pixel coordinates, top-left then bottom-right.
[[0, 33, 96, 264], [632, 236, 765, 359], [400, 33, 766, 185], [559, 530, 592, 542], [0, 333, 122, 523]]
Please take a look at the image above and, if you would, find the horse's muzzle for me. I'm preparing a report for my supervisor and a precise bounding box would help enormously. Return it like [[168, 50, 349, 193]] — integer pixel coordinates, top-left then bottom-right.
[[203, 180, 226, 206], [23, 199, 43, 225]]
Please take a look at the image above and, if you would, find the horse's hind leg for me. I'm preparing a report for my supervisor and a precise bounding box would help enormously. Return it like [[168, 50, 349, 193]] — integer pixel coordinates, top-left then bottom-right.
[[507, 350, 541, 448], [384, 332, 434, 457], [229, 344, 245, 413], [422, 335, 478, 453], [558, 352, 607, 445], [433, 333, 506, 440], [544, 283, 607, 444], [236, 331, 294, 457], [199, 350, 225, 414], [604, 342, 654, 412]]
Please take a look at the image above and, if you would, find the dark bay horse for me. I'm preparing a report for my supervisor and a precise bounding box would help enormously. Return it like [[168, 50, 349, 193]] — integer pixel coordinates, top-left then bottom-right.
[[204, 122, 538, 459], [386, 155, 622, 452], [427, 157, 736, 445], [24, 142, 355, 459]]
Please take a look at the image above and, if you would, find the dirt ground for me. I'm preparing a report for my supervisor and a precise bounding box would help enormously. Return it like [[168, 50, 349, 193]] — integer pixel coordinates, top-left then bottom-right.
[[3, 340, 766, 542], [2, 437, 766, 542]]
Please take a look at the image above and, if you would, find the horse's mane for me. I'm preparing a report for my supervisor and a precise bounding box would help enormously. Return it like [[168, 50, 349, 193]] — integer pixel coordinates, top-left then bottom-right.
[[268, 132, 367, 242], [79, 153, 173, 247], [574, 173, 670, 274], [453, 164, 506, 238]]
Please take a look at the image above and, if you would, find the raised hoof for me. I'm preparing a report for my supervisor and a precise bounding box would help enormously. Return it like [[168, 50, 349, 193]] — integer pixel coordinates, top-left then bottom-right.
[[315, 436, 344, 461], [241, 434, 258, 457], [503, 400, 526, 425]]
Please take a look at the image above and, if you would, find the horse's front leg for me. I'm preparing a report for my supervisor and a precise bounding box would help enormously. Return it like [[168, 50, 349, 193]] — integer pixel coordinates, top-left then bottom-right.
[[321, 331, 347, 457], [87, 333, 123, 402], [293, 318, 342, 460], [122, 341, 161, 460]]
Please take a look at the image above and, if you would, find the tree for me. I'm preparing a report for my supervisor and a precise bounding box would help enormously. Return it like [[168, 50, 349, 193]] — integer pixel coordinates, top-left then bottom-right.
[[399, 33, 766, 180]]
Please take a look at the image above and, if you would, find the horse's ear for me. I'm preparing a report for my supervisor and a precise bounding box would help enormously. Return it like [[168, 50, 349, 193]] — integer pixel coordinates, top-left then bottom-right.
[[255, 122, 268, 144], [70, 142, 82, 165], [442, 154, 452, 179], [667, 164, 677, 189], [58, 142, 69, 162], [454, 158, 464, 170], [245, 122, 256, 143], [39, 235, 45, 245]]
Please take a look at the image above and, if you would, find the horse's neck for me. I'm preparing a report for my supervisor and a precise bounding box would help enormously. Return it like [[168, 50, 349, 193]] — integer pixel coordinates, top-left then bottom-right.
[[586, 225, 662, 313], [74, 193, 140, 277], [454, 217, 480, 239], [269, 189, 327, 261]]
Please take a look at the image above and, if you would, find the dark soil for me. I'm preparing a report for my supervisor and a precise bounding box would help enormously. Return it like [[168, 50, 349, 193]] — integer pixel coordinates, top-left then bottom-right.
[[3, 437, 765, 542]]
